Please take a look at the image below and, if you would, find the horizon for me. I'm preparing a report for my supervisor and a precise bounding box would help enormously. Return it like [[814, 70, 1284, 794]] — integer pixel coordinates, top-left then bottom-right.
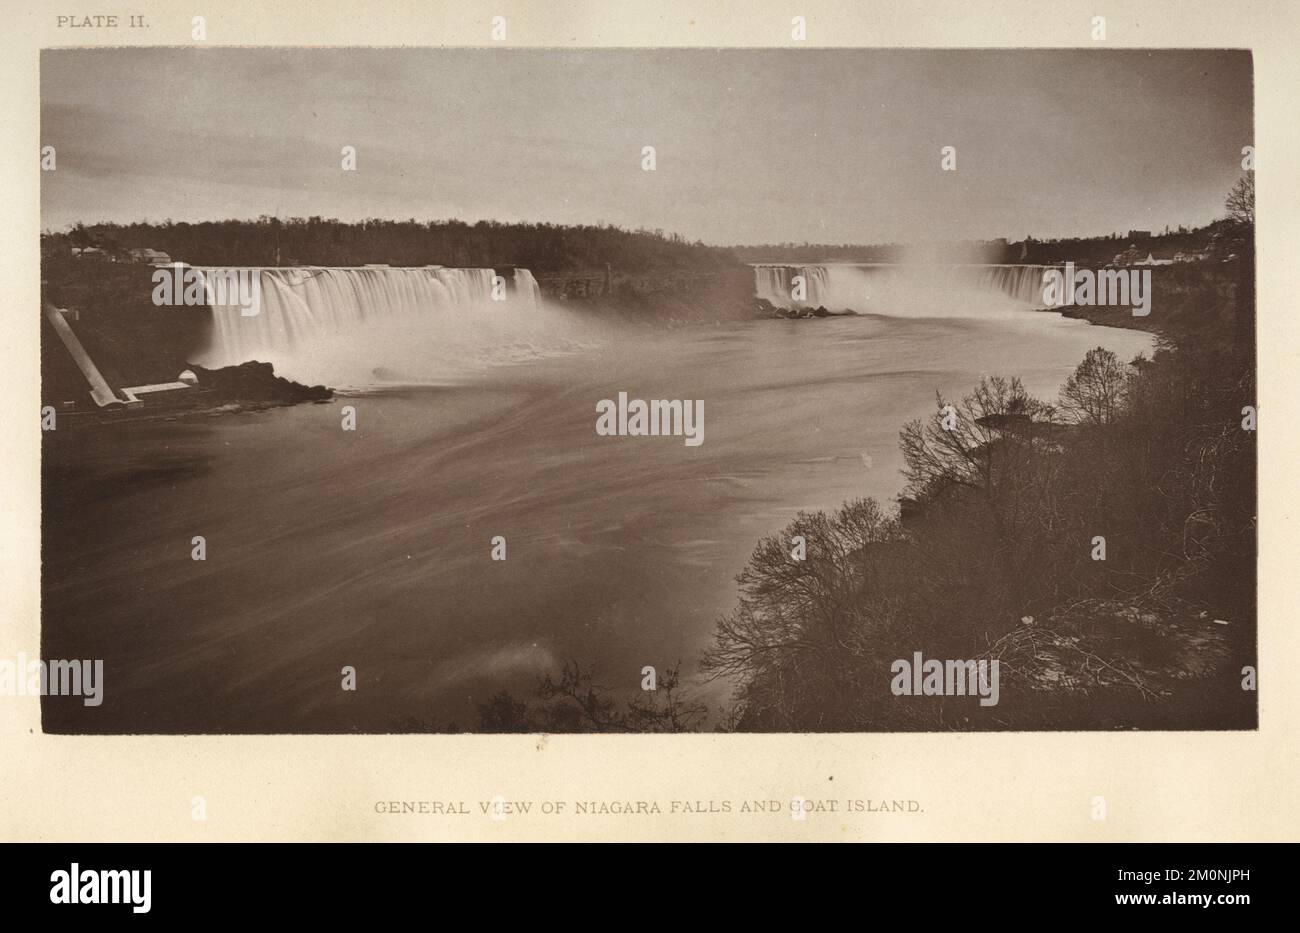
[[41, 48, 1252, 245]]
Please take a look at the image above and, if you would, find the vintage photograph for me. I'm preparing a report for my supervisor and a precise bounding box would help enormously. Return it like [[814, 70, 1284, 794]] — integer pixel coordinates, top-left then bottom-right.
[[38, 47, 1256, 734]]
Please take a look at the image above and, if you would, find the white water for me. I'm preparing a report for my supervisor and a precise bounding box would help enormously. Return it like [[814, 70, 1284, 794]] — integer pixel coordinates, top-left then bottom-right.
[[196, 265, 576, 387], [198, 261, 1068, 391], [753, 263, 1055, 316]]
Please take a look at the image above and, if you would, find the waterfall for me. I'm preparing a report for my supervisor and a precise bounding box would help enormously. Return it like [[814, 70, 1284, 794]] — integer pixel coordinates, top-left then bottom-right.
[[513, 268, 541, 303], [753, 264, 832, 307], [752, 263, 1058, 316], [968, 264, 1055, 306], [195, 265, 559, 387]]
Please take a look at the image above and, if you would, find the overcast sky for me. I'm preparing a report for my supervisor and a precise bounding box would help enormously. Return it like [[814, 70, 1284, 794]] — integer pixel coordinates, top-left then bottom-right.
[[41, 48, 1253, 245]]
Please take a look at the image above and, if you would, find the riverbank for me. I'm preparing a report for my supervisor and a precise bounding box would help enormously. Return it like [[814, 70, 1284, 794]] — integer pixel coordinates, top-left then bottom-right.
[[42, 259, 332, 422], [700, 252, 1256, 732], [1042, 257, 1253, 350]]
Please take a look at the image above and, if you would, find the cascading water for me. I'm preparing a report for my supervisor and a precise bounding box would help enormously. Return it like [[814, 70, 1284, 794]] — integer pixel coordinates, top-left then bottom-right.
[[196, 265, 573, 388], [752, 262, 1058, 317], [754, 264, 833, 307], [513, 268, 541, 303], [968, 264, 1055, 306]]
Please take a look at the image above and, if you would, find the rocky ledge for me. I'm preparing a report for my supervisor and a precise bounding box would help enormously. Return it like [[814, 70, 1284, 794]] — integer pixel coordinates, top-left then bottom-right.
[[754, 297, 859, 319]]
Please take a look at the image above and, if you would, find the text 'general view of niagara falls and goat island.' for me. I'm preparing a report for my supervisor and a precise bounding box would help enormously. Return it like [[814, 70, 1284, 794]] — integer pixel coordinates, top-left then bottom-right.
[[37, 48, 1255, 734]]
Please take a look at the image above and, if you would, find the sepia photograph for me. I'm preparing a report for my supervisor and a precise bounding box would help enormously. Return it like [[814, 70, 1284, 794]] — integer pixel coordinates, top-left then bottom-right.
[[36, 46, 1257, 736], [7, 0, 1300, 901]]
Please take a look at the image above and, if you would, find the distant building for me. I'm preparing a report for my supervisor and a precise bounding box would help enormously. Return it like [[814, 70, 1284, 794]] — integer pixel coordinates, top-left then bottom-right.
[[1127, 230, 1153, 239], [1112, 245, 1144, 265], [127, 247, 172, 265], [71, 246, 107, 260]]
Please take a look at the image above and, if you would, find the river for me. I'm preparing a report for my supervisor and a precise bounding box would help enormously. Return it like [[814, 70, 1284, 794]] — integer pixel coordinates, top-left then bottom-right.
[[41, 298, 1154, 732]]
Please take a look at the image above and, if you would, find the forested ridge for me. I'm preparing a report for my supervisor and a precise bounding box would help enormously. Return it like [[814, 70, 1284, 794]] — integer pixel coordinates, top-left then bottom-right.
[[44, 217, 741, 273]]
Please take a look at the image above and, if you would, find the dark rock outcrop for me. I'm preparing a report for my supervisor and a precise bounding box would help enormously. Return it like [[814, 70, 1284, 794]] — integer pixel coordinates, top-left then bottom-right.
[[186, 361, 332, 405]]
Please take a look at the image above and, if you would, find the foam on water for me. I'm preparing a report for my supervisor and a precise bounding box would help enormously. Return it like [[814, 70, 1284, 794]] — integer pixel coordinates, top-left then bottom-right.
[[753, 262, 1056, 318], [197, 265, 586, 388]]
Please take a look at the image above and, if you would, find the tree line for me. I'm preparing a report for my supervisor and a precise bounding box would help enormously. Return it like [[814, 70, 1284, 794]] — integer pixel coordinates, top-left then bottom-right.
[[43, 217, 742, 273]]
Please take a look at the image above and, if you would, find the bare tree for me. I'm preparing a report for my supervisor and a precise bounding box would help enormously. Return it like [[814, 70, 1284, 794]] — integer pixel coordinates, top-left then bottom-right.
[[1225, 174, 1254, 227], [898, 375, 1055, 500], [531, 661, 707, 733], [701, 498, 901, 729], [1059, 347, 1130, 426]]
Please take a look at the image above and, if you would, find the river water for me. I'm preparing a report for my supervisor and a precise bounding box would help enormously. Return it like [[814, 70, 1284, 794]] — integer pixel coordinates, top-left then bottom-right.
[[42, 308, 1153, 732]]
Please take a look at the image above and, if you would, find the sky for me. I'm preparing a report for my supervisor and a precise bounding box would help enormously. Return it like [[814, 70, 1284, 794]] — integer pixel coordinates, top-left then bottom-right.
[[40, 48, 1253, 245]]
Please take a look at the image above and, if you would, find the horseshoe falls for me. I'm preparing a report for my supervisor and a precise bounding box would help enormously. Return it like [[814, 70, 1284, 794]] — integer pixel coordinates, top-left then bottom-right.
[[753, 263, 1056, 317]]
